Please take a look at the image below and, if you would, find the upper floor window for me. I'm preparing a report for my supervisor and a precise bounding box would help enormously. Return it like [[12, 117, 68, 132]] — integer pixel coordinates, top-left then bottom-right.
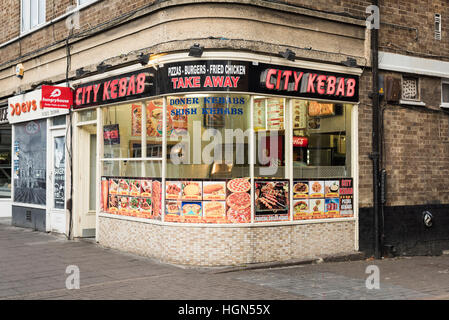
[[21, 0, 46, 33], [78, 0, 97, 5], [442, 80, 449, 108]]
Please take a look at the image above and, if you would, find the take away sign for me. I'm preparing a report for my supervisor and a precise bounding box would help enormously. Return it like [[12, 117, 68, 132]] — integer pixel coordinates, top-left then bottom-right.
[[42, 85, 73, 109]]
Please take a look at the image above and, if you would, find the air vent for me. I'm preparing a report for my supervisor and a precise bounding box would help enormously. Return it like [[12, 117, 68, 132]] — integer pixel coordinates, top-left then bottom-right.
[[435, 14, 442, 40], [26, 210, 32, 222], [402, 76, 419, 100]]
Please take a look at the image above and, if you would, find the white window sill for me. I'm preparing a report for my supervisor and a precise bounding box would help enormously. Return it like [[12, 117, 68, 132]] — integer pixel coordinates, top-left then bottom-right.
[[399, 99, 426, 107], [440, 103, 449, 109]]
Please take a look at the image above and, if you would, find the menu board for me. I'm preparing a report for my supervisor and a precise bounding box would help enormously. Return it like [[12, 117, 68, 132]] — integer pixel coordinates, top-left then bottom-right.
[[131, 100, 176, 138], [339, 178, 354, 216], [102, 176, 353, 223], [293, 178, 353, 220], [163, 178, 252, 224], [254, 179, 289, 222], [308, 101, 335, 117], [254, 98, 266, 131], [266, 98, 284, 130], [292, 100, 308, 129], [102, 177, 160, 220]]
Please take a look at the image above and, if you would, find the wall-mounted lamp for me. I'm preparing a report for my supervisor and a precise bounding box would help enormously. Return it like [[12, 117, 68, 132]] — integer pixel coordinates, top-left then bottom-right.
[[189, 44, 204, 57], [138, 53, 150, 66], [279, 49, 296, 61], [76, 67, 88, 78], [341, 57, 357, 67]]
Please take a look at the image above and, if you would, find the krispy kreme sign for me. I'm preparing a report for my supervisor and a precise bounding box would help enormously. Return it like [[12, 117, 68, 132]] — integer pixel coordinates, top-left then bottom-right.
[[8, 89, 69, 124]]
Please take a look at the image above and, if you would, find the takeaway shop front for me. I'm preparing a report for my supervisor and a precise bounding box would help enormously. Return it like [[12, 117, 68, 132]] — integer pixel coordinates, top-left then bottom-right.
[[8, 86, 70, 234], [72, 52, 360, 266]]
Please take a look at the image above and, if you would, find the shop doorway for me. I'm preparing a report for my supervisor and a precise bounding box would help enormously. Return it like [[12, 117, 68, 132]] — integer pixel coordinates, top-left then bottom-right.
[[74, 121, 97, 238], [48, 128, 67, 234]]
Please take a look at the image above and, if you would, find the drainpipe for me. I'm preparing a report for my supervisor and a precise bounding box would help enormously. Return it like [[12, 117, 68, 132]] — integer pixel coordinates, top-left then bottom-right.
[[369, 0, 382, 259]]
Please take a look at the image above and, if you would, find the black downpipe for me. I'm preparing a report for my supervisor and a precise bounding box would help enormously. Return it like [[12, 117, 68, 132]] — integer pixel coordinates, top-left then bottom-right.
[[370, 0, 382, 259]]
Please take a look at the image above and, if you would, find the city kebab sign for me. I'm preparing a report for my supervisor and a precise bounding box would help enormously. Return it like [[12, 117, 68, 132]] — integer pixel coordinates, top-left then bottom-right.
[[160, 60, 359, 102], [73, 60, 359, 109]]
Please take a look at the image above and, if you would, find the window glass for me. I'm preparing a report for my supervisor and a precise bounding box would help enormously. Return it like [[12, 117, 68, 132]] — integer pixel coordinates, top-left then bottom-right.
[[443, 83, 449, 103], [0, 126, 11, 199], [103, 103, 145, 159], [165, 94, 250, 179], [21, 0, 46, 33], [253, 97, 285, 178], [52, 115, 66, 126], [78, 0, 95, 5], [78, 109, 97, 122], [13, 120, 47, 205], [292, 100, 352, 178]]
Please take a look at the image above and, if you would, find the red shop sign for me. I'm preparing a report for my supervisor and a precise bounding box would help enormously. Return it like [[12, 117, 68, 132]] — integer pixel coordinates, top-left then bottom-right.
[[42, 85, 73, 109], [293, 136, 308, 147]]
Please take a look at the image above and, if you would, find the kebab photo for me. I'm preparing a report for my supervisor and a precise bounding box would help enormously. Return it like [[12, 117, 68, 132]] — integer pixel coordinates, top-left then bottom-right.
[[255, 181, 288, 211]]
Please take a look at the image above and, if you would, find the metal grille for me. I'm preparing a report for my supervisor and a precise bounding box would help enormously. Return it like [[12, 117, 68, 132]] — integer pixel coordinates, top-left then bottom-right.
[[435, 14, 442, 40], [26, 210, 32, 222], [402, 77, 418, 100]]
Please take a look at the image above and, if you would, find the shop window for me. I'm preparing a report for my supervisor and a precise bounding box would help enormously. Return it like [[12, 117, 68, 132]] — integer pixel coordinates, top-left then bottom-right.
[[253, 97, 286, 178], [21, 0, 46, 33], [104, 102, 148, 159], [13, 120, 47, 206], [165, 94, 251, 179], [291, 100, 352, 179], [0, 126, 11, 199]]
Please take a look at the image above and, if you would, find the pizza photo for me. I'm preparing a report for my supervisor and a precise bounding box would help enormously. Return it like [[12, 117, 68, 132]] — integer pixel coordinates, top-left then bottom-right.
[[226, 192, 251, 211], [227, 207, 251, 223], [227, 178, 251, 193]]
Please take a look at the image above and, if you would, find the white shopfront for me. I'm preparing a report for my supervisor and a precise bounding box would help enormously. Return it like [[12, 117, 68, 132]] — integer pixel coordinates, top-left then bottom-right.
[[8, 88, 69, 234], [71, 51, 361, 265]]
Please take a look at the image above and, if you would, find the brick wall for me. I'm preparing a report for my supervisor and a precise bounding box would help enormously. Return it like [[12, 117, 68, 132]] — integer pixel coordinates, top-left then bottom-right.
[[381, 72, 449, 206], [379, 0, 449, 62], [98, 216, 356, 266]]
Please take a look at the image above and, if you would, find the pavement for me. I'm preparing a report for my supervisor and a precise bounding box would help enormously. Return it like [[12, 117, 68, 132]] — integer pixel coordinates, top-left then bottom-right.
[[1, 219, 449, 300]]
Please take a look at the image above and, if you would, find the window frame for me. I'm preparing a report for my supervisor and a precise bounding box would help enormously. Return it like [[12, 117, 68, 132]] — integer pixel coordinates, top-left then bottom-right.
[[20, 0, 46, 34], [77, 0, 99, 7], [442, 79, 449, 108]]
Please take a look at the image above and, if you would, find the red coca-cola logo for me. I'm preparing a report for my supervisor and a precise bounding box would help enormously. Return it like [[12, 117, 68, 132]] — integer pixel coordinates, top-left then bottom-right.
[[293, 136, 308, 147]]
